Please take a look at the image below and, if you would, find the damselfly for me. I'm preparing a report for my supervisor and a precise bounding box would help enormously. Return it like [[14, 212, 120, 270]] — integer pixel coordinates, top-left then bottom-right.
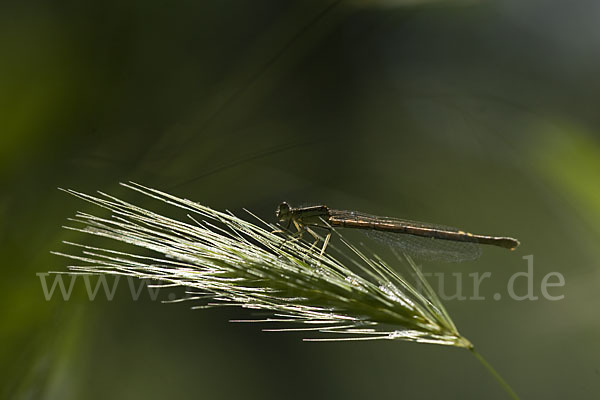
[[276, 202, 520, 262]]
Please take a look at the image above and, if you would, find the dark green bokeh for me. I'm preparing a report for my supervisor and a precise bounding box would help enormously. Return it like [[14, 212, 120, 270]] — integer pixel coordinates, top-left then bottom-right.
[[2, 1, 600, 399]]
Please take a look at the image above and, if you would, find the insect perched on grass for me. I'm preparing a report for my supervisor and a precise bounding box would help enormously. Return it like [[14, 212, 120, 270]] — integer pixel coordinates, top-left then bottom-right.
[[276, 202, 520, 262], [54, 183, 521, 399]]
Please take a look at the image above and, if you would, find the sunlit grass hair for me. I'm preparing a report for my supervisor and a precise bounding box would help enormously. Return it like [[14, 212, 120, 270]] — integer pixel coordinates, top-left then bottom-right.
[[53, 182, 518, 399]]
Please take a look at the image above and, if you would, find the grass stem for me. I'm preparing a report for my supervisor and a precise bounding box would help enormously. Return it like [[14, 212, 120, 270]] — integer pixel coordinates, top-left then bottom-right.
[[470, 348, 520, 400]]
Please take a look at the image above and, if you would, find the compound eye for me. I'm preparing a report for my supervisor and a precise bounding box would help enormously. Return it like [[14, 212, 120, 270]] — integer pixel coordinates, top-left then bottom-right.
[[276, 202, 291, 220]]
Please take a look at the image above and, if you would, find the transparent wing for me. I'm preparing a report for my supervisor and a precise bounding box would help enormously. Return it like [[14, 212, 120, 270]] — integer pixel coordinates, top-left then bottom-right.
[[330, 209, 466, 232], [328, 209, 484, 262], [365, 230, 482, 262]]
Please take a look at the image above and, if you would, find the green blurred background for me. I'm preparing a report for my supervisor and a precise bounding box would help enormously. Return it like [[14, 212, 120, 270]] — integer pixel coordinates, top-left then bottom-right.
[[2, 0, 599, 398]]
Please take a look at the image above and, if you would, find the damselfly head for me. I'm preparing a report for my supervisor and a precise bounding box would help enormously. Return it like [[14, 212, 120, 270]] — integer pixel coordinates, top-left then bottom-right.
[[276, 202, 292, 222]]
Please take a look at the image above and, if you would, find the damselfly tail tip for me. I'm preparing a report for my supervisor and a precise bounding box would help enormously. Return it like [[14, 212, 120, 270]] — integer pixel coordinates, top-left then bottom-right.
[[506, 238, 520, 251], [489, 236, 520, 251]]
